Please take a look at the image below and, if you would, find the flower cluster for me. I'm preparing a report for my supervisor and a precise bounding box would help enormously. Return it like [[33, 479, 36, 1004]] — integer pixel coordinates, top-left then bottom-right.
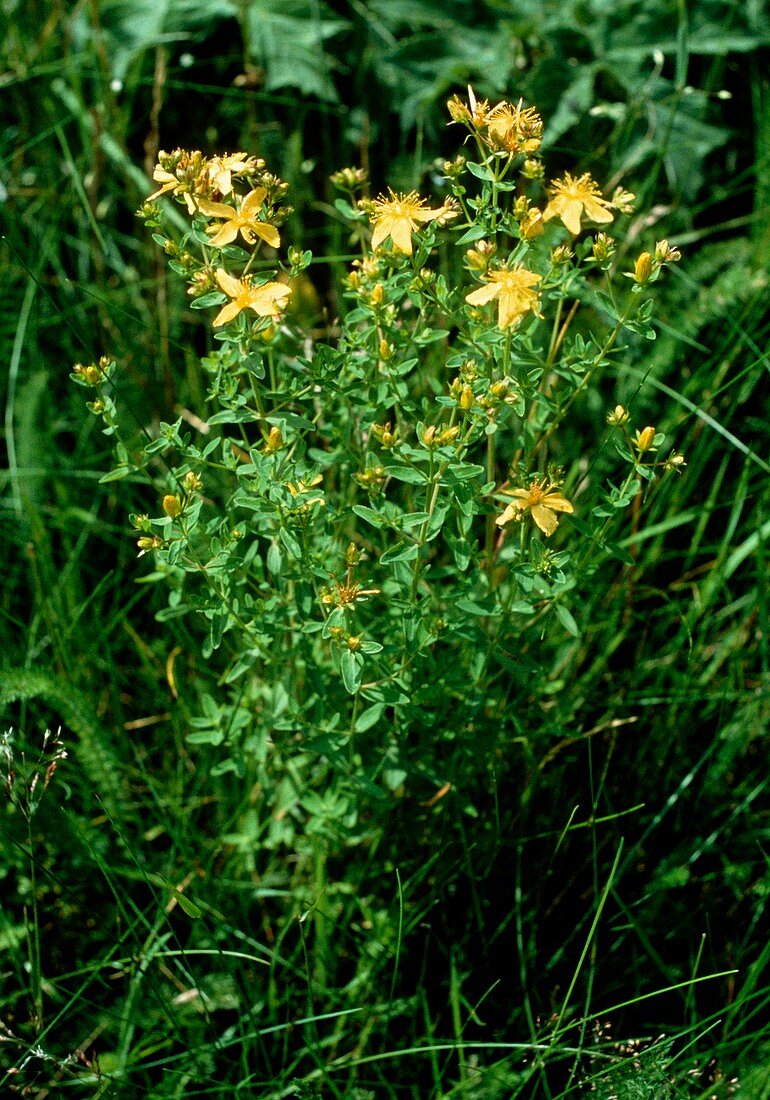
[[122, 88, 683, 588], [448, 87, 544, 157], [139, 149, 293, 330]]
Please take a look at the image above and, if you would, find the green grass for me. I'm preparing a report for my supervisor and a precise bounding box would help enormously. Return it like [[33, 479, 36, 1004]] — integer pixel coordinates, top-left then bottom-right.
[[2, 1, 770, 1096]]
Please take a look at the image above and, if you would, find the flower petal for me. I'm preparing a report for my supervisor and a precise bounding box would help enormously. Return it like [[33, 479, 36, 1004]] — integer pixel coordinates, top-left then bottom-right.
[[215, 269, 242, 298], [212, 300, 242, 327], [247, 222, 280, 249], [466, 283, 500, 307], [371, 219, 391, 250], [390, 219, 414, 254], [198, 199, 236, 218], [530, 504, 559, 536], [240, 188, 267, 216], [543, 492, 574, 514], [208, 222, 239, 247]]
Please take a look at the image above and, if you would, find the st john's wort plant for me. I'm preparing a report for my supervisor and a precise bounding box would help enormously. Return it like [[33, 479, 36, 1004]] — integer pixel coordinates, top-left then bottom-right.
[[71, 89, 683, 860]]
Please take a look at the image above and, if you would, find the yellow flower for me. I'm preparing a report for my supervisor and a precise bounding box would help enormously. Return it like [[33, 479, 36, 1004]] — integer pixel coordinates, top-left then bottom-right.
[[369, 190, 456, 255], [496, 478, 574, 537], [212, 269, 291, 327], [206, 153, 262, 196], [543, 172, 614, 235], [465, 264, 541, 329], [199, 188, 280, 248]]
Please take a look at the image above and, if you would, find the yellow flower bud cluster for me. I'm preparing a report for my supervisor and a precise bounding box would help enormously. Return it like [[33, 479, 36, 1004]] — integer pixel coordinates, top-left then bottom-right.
[[353, 466, 386, 494], [627, 240, 682, 285], [608, 407, 685, 474], [72, 355, 113, 386], [371, 422, 399, 449], [422, 424, 460, 448], [329, 166, 368, 192]]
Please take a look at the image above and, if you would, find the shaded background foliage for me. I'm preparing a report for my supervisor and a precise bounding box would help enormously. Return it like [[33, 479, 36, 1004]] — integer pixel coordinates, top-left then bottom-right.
[[2, 0, 770, 1096]]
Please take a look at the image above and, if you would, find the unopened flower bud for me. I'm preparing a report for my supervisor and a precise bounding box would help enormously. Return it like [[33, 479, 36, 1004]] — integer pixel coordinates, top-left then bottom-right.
[[522, 158, 544, 180], [438, 426, 460, 446], [447, 95, 472, 123], [162, 494, 182, 518], [73, 361, 103, 386], [183, 471, 203, 492], [422, 425, 437, 447], [466, 247, 490, 271], [379, 339, 392, 360], [459, 384, 474, 410], [551, 244, 573, 265], [635, 426, 656, 453], [345, 542, 361, 567], [137, 535, 163, 555], [370, 284, 385, 306], [633, 252, 652, 284], [592, 233, 615, 263], [264, 426, 284, 453]]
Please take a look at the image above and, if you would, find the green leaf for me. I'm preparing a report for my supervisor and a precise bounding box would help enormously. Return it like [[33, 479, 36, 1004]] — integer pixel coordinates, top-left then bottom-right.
[[352, 504, 387, 528], [267, 541, 282, 577], [163, 882, 202, 919], [554, 604, 580, 637], [384, 464, 428, 484], [189, 291, 226, 310], [380, 540, 419, 565], [279, 527, 302, 559], [99, 466, 133, 483], [207, 408, 258, 424], [446, 463, 485, 483], [465, 161, 496, 182], [340, 649, 363, 694], [245, 0, 349, 103], [354, 702, 386, 732]]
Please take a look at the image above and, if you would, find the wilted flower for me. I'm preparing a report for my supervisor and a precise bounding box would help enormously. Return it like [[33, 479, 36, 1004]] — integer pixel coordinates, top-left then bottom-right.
[[518, 207, 544, 239], [663, 451, 686, 472], [147, 149, 208, 211], [655, 239, 681, 264], [485, 99, 543, 154], [592, 233, 616, 263]]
